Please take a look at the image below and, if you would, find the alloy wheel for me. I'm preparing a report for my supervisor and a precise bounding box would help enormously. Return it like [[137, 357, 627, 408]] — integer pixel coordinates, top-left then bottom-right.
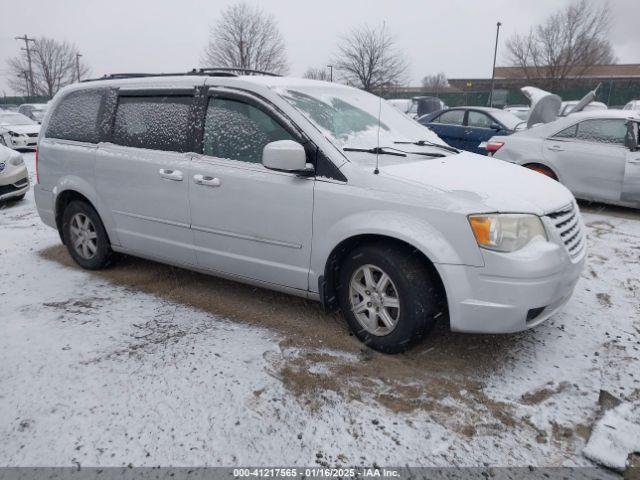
[[69, 213, 98, 259], [348, 264, 401, 336]]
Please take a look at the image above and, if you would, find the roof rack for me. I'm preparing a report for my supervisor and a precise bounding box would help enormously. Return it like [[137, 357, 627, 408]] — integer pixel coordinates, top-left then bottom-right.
[[81, 67, 280, 83], [195, 67, 280, 77]]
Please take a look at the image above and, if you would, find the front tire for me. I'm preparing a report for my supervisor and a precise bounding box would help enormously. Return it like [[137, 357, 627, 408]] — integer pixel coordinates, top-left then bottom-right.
[[61, 200, 114, 270], [337, 243, 441, 354]]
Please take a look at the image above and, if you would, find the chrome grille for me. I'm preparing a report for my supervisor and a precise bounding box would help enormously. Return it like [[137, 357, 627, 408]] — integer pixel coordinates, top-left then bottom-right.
[[546, 203, 585, 259]]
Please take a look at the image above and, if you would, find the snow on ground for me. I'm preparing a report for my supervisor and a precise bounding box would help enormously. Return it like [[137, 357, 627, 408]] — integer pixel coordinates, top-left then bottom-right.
[[1, 152, 639, 468], [583, 400, 640, 471]]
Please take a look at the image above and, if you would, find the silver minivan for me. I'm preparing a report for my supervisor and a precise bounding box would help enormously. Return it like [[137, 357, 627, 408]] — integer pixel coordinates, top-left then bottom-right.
[[34, 71, 586, 353]]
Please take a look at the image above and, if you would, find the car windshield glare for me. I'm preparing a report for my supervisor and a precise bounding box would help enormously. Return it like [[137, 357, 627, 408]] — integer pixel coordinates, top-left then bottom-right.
[[0, 113, 36, 126], [275, 85, 444, 154]]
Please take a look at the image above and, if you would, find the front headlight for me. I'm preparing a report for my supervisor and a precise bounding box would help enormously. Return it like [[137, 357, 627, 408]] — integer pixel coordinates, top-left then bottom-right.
[[468, 214, 547, 252], [8, 131, 24, 138], [10, 155, 24, 166]]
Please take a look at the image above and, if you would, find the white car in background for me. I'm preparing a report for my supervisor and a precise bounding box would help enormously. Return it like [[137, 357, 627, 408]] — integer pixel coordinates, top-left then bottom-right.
[[0, 112, 40, 149], [503, 105, 530, 120], [488, 110, 640, 208], [0, 144, 29, 202], [623, 100, 640, 112], [560, 100, 607, 116], [18, 103, 49, 123]]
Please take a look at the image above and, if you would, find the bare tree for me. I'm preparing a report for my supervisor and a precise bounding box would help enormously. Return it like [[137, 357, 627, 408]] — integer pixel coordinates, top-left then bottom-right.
[[202, 2, 288, 74], [332, 24, 408, 92], [7, 37, 89, 97], [505, 0, 615, 90], [303, 67, 332, 81], [422, 72, 449, 91]]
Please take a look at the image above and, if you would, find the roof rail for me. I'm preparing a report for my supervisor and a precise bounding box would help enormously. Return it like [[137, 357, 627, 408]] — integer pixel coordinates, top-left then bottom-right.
[[196, 67, 281, 77], [81, 67, 280, 83]]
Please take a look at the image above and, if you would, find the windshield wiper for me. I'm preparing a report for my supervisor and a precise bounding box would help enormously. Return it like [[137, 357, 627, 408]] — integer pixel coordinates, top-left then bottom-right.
[[343, 146, 446, 158], [343, 147, 406, 157], [393, 140, 459, 154]]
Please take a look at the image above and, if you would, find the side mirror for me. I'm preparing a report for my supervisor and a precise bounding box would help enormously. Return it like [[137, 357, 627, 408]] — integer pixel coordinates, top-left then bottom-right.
[[490, 122, 502, 131], [262, 140, 313, 175], [625, 121, 639, 152]]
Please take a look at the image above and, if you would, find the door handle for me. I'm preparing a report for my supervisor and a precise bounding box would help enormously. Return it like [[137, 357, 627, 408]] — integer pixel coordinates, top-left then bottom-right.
[[193, 174, 221, 187], [547, 145, 564, 152], [158, 169, 183, 181]]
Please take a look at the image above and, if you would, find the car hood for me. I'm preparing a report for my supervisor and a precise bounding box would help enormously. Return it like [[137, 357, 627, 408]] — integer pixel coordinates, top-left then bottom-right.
[[1, 124, 40, 135], [381, 151, 574, 215]]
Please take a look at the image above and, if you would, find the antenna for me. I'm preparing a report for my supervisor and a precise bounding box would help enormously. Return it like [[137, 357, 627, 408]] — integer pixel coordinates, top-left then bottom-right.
[[374, 95, 382, 175]]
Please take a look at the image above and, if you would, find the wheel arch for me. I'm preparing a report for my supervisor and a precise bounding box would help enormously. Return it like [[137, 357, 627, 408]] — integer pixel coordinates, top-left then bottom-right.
[[319, 233, 448, 320], [54, 179, 118, 246], [522, 162, 559, 180]]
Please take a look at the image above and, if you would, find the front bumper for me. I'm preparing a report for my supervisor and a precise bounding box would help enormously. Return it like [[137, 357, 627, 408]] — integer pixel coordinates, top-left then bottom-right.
[[440, 215, 586, 333], [5, 134, 38, 149], [0, 164, 30, 201]]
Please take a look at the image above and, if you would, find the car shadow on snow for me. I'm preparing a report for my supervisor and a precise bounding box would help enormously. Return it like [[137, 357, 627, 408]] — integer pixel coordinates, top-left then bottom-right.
[[39, 243, 550, 435]]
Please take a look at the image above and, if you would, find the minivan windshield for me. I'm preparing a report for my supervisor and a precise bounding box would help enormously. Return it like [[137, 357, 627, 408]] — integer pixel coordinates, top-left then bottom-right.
[[275, 85, 445, 154]]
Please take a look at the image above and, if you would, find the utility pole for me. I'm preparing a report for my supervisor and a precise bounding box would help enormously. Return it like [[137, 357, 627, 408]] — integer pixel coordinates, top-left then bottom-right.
[[76, 53, 83, 82], [489, 21, 502, 108], [15, 35, 36, 97], [21, 71, 30, 97], [327, 65, 333, 82]]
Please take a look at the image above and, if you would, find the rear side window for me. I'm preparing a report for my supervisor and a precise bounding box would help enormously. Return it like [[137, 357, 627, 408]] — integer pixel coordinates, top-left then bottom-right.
[[575, 119, 627, 145], [437, 110, 464, 125], [46, 89, 103, 143], [112, 96, 192, 152], [553, 124, 577, 139], [203, 97, 295, 163], [467, 111, 492, 128]]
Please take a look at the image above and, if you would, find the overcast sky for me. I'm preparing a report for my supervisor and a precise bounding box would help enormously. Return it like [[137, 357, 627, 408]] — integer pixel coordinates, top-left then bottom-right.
[[0, 0, 638, 95]]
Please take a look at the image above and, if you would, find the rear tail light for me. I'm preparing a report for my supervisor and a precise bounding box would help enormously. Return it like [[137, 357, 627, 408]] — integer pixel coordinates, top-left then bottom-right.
[[35, 147, 39, 184], [485, 141, 505, 154]]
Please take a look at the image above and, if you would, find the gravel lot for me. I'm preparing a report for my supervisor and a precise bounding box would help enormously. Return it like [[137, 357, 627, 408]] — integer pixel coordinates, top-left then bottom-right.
[[1, 153, 639, 468]]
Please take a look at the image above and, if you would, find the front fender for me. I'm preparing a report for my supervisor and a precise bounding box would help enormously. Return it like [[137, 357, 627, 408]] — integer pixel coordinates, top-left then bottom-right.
[[309, 209, 483, 293]]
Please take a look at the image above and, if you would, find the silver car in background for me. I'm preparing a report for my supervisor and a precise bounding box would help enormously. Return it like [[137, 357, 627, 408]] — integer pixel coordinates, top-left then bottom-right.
[[489, 110, 640, 208]]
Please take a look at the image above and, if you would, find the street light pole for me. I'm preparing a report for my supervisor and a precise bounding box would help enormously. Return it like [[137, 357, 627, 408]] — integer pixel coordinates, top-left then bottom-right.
[[76, 53, 82, 82], [327, 65, 333, 82], [489, 21, 502, 108]]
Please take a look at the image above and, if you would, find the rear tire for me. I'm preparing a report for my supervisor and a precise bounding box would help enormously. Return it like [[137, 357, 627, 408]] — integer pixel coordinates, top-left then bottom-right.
[[61, 200, 114, 270], [337, 243, 441, 354]]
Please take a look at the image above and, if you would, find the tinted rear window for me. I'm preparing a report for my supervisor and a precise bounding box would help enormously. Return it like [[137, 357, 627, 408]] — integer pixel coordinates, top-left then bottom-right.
[[46, 89, 103, 142], [112, 96, 192, 152]]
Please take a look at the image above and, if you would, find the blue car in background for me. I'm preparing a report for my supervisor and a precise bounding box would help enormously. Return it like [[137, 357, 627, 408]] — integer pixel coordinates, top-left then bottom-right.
[[418, 107, 526, 154]]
